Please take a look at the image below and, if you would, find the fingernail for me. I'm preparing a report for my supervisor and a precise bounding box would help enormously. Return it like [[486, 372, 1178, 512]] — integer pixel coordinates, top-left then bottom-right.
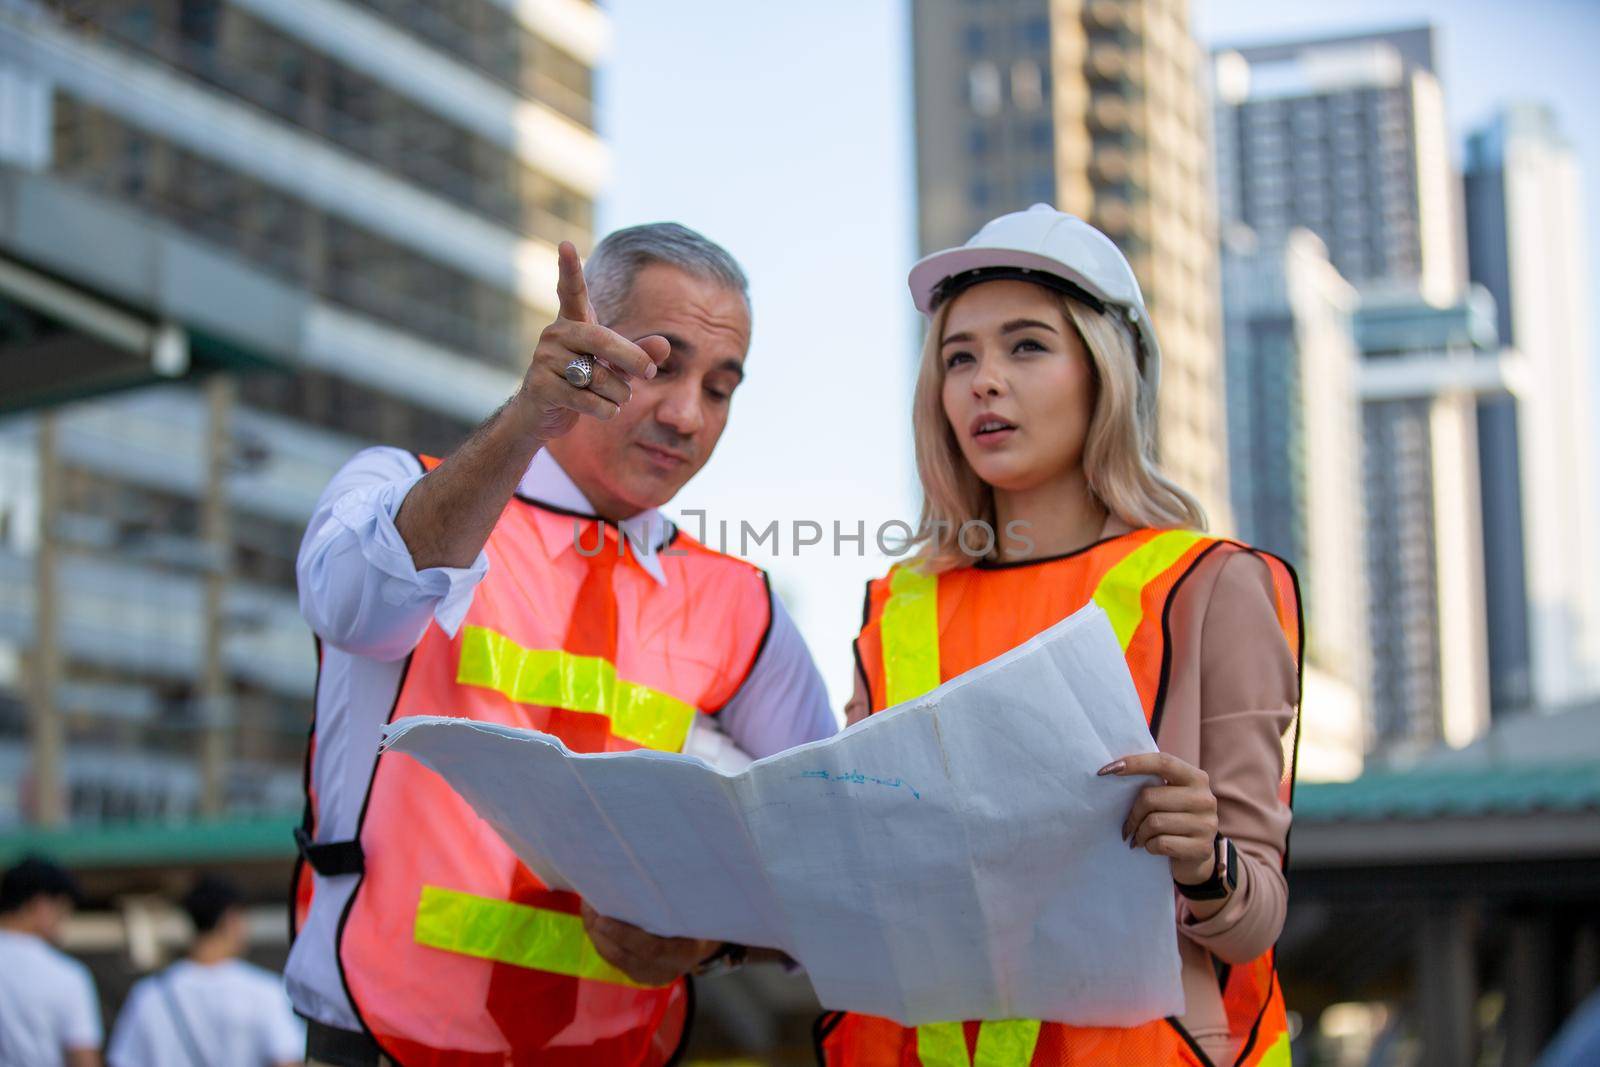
[[1097, 761, 1125, 776], [646, 363, 657, 379]]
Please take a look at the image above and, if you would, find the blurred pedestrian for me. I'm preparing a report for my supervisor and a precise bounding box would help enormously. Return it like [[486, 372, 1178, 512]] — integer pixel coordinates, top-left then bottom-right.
[[107, 875, 302, 1067], [0, 854, 101, 1067]]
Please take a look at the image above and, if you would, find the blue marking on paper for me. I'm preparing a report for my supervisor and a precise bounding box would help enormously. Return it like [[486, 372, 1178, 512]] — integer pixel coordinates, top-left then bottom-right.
[[798, 769, 921, 800]]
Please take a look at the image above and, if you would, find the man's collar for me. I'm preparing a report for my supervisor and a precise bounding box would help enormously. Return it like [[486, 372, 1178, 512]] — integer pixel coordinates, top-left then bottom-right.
[[517, 450, 672, 585]]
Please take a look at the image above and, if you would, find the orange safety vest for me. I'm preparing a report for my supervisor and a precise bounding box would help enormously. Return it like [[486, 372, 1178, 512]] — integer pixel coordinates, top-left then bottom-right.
[[292, 454, 773, 1066], [818, 529, 1301, 1067]]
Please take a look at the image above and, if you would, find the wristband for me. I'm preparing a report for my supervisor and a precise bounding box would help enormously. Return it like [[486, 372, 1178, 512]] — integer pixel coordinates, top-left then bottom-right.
[[1175, 836, 1236, 901]]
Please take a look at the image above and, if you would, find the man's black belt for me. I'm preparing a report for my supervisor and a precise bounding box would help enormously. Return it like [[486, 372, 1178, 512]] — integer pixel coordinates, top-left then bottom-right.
[[295, 827, 365, 877], [306, 1019, 385, 1067]]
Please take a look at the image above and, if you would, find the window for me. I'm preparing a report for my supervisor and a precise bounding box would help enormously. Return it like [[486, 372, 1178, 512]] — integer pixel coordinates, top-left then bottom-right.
[[55, 2, 593, 241], [1010, 60, 1044, 112], [968, 62, 1002, 116]]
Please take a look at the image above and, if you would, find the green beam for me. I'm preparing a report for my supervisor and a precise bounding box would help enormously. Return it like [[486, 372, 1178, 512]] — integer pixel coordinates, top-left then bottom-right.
[[0, 814, 300, 869]]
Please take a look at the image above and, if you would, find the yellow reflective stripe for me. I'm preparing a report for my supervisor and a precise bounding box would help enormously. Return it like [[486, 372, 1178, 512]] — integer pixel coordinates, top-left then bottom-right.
[[1255, 1031, 1292, 1067], [974, 1020, 1043, 1066], [916, 1022, 970, 1067], [456, 625, 696, 752], [915, 1020, 1044, 1067], [413, 885, 648, 988], [1091, 530, 1207, 650], [881, 565, 941, 706]]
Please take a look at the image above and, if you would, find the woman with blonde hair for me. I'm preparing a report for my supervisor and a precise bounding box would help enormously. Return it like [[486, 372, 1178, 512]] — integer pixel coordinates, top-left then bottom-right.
[[818, 205, 1302, 1067]]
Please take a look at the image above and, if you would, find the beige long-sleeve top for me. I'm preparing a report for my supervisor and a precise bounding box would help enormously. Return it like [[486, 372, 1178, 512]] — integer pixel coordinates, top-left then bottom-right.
[[1148, 528, 1298, 1062], [846, 519, 1299, 1064]]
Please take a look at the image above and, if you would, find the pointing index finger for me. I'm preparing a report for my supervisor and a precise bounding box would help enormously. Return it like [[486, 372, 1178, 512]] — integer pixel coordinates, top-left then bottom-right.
[[556, 241, 595, 324]]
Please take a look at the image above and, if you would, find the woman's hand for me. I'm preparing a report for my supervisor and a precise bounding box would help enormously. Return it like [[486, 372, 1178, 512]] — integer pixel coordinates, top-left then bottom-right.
[[1099, 752, 1219, 886]]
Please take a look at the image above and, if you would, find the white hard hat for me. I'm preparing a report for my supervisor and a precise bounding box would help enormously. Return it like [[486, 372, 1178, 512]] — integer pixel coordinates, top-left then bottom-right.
[[908, 203, 1161, 409]]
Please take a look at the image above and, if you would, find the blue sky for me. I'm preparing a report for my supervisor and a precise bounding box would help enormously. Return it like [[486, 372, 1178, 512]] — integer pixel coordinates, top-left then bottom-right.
[[597, 0, 1600, 710]]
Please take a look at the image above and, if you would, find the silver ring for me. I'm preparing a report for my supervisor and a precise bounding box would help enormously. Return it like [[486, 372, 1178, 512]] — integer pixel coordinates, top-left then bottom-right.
[[563, 356, 593, 389]]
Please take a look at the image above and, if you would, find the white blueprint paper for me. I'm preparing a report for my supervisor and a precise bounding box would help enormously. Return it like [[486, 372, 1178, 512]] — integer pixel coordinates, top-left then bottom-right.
[[382, 602, 1184, 1027]]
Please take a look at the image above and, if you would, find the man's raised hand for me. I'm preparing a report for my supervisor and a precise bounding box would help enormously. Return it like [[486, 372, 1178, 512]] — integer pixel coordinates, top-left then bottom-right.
[[515, 241, 670, 442]]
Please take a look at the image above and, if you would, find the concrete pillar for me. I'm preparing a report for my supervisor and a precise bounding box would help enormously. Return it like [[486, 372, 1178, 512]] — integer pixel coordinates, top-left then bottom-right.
[[1416, 901, 1477, 1067], [1502, 914, 1559, 1067], [1569, 920, 1600, 1011], [27, 412, 65, 826], [199, 375, 234, 816]]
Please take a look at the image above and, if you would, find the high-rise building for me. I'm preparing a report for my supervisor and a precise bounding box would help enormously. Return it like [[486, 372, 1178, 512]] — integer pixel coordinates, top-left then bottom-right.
[[1210, 25, 1534, 754], [1211, 26, 1463, 304], [912, 0, 1230, 525], [1355, 287, 1516, 751], [0, 0, 606, 825], [1464, 103, 1600, 712], [1221, 226, 1368, 776]]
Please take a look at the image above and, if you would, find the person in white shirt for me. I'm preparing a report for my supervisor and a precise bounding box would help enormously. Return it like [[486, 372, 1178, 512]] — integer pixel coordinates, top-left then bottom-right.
[[290, 224, 838, 1065], [0, 855, 102, 1067], [108, 876, 303, 1067]]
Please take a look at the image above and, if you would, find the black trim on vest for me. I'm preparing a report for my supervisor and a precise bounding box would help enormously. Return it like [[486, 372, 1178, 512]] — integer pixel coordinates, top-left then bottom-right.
[[290, 635, 324, 946], [664, 974, 696, 1067], [749, 569, 777, 675], [1230, 953, 1281, 1067], [513, 493, 685, 565], [288, 840, 305, 948], [420, 447, 656, 535], [851, 638, 871, 711], [971, 530, 1138, 570], [1149, 540, 1227, 741], [856, 579, 876, 712], [1165, 1015, 1220, 1067], [512, 494, 608, 522], [332, 649, 416, 1065], [709, 569, 776, 716], [1196, 547, 1303, 868], [811, 1010, 844, 1065], [1268, 552, 1306, 858]]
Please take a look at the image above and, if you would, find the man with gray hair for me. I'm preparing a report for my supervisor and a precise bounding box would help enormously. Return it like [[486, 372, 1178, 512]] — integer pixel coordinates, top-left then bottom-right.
[[287, 226, 835, 1066]]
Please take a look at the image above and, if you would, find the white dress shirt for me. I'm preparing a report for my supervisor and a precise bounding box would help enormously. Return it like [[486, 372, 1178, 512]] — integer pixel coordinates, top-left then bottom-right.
[[108, 959, 304, 1067], [285, 446, 836, 1029]]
